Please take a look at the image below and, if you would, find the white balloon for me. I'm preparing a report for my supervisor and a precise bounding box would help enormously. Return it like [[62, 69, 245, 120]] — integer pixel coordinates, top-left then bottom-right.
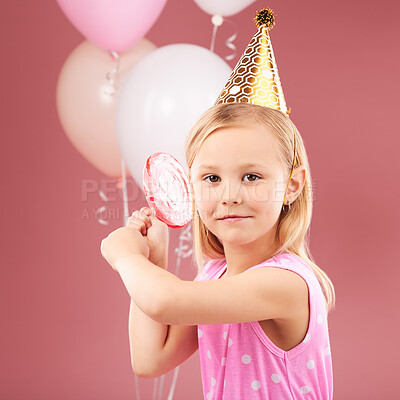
[[193, 0, 256, 17], [115, 44, 231, 191]]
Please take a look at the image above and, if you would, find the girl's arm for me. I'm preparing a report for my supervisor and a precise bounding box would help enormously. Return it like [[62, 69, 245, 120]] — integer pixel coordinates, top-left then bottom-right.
[[126, 254, 169, 377], [118, 206, 195, 377], [129, 299, 199, 378], [126, 259, 199, 378], [116, 255, 180, 318], [116, 254, 308, 326], [128, 298, 167, 377]]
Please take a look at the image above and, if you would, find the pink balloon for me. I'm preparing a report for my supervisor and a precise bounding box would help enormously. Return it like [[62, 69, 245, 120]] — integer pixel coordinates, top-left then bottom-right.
[[56, 39, 156, 177], [56, 0, 167, 52]]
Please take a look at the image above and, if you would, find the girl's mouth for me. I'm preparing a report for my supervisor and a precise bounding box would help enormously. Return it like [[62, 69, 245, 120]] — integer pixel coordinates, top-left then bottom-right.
[[219, 216, 250, 222]]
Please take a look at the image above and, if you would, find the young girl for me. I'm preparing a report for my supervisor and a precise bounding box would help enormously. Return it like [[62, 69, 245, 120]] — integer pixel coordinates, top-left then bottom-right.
[[101, 102, 335, 399]]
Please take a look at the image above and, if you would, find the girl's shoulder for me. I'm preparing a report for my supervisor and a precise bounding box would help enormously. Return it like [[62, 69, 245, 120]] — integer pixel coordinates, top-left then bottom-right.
[[249, 252, 325, 304], [197, 258, 226, 281], [268, 252, 314, 273], [246, 252, 319, 289], [271, 252, 312, 270], [197, 253, 315, 283]]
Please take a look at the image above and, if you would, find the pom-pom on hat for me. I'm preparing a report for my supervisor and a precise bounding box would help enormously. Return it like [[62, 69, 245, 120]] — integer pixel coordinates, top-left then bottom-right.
[[215, 8, 289, 115]]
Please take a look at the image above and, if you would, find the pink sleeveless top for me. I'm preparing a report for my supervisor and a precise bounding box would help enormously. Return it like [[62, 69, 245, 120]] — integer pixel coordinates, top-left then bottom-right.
[[196, 252, 333, 399]]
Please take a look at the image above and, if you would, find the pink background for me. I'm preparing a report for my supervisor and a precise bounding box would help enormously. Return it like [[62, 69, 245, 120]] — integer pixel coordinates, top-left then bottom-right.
[[1, 0, 399, 398]]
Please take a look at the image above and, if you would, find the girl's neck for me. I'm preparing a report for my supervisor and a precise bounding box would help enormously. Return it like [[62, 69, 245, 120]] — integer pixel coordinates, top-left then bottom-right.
[[222, 233, 280, 278]]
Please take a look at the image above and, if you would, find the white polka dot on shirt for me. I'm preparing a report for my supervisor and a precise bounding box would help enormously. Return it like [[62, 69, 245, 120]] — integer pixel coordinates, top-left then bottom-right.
[[207, 350, 211, 359], [300, 386, 311, 394], [198, 328, 203, 338], [303, 333, 310, 343], [211, 377, 216, 386], [241, 354, 251, 364], [251, 380, 261, 390], [223, 331, 228, 340], [228, 338, 233, 347], [324, 347, 330, 356], [306, 360, 315, 369], [271, 374, 281, 383], [206, 392, 212, 400], [317, 314, 323, 324], [221, 357, 226, 366]]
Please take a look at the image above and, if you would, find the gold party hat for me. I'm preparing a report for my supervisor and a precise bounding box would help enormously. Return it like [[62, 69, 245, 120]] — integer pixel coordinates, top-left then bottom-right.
[[215, 8, 288, 115]]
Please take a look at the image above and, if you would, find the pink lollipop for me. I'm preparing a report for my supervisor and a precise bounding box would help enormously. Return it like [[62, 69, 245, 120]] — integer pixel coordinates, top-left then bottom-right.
[[143, 152, 193, 228]]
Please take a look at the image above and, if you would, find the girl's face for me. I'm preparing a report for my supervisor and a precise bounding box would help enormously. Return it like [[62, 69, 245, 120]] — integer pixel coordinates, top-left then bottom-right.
[[190, 124, 288, 247]]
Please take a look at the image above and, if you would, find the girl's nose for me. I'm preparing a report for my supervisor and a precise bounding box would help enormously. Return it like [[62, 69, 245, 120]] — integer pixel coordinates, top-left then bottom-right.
[[219, 181, 243, 205], [222, 200, 239, 205]]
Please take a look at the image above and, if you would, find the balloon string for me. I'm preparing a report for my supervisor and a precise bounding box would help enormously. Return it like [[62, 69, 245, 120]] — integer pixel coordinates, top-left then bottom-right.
[[210, 23, 218, 53], [134, 374, 141, 400], [209, 16, 238, 62], [167, 365, 180, 400], [174, 222, 193, 276], [165, 222, 193, 399], [103, 50, 120, 96], [152, 377, 159, 400], [95, 205, 108, 225], [120, 158, 143, 399], [157, 375, 165, 400], [95, 189, 110, 225], [120, 158, 129, 226], [223, 19, 238, 61]]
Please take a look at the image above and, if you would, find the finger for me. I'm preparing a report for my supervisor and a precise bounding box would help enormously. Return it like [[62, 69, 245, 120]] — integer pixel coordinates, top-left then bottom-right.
[[138, 209, 152, 230], [127, 216, 144, 227], [140, 206, 156, 219], [127, 219, 147, 236], [140, 206, 152, 216], [145, 207, 156, 219], [129, 210, 150, 228], [128, 216, 149, 233], [127, 215, 144, 227], [139, 223, 147, 236], [127, 215, 139, 224], [132, 208, 149, 221], [130, 209, 152, 232], [126, 217, 141, 226]]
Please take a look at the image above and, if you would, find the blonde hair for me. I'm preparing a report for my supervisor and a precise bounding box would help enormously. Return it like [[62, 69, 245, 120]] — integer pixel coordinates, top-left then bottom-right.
[[184, 103, 335, 313]]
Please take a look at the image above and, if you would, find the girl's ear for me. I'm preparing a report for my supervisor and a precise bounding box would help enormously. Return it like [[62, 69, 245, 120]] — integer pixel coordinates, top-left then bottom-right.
[[287, 165, 306, 201]]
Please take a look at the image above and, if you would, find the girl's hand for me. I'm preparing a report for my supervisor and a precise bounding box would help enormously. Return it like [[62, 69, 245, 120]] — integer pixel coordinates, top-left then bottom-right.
[[126, 206, 169, 269], [100, 225, 150, 272]]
